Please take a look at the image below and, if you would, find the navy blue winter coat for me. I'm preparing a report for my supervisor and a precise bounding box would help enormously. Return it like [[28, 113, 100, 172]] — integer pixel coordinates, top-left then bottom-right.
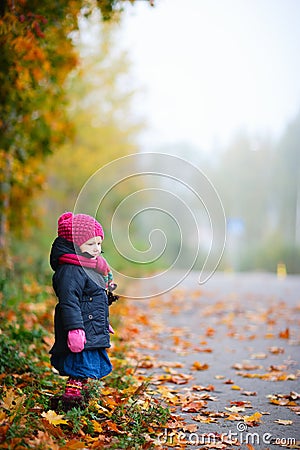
[[49, 237, 110, 354]]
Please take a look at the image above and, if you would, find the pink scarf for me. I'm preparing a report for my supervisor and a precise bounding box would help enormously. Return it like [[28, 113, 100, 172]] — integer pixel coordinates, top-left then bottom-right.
[[59, 253, 109, 275]]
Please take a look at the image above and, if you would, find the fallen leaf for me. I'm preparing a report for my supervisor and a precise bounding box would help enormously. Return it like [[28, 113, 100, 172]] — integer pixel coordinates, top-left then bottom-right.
[[231, 401, 252, 408], [182, 400, 207, 412], [91, 420, 103, 433], [193, 414, 218, 423], [264, 333, 275, 339], [191, 361, 209, 371], [250, 352, 267, 360], [183, 423, 198, 432], [41, 410, 68, 426], [232, 362, 263, 371], [0, 424, 9, 445], [274, 419, 293, 425], [225, 413, 243, 421], [26, 430, 60, 449], [289, 406, 300, 415], [225, 406, 245, 413], [41, 419, 64, 438], [0, 388, 26, 412], [60, 439, 87, 449], [205, 327, 215, 337], [192, 384, 215, 392], [242, 391, 257, 396], [243, 411, 262, 426], [268, 346, 284, 354], [279, 328, 290, 339]]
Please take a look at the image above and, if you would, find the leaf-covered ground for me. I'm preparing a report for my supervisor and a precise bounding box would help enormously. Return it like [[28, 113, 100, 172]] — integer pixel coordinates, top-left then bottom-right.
[[0, 280, 170, 449], [123, 272, 300, 449], [0, 272, 299, 449]]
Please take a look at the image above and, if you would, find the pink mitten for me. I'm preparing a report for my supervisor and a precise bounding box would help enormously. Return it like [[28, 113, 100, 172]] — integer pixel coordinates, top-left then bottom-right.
[[95, 256, 110, 276], [109, 324, 115, 334], [67, 329, 86, 353]]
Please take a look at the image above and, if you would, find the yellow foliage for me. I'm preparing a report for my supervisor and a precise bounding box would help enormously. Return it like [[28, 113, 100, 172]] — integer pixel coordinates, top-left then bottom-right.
[[41, 410, 69, 426]]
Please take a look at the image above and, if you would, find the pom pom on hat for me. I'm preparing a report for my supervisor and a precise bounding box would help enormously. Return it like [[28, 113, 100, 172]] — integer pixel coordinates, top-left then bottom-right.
[[58, 212, 104, 246]]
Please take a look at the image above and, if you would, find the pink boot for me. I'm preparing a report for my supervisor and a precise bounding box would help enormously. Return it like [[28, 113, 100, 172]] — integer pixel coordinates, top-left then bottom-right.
[[61, 378, 85, 410]]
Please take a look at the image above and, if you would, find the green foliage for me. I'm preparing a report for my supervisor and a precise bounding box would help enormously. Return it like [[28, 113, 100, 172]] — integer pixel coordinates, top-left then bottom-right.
[[0, 0, 151, 267], [239, 235, 300, 274], [0, 324, 47, 375]]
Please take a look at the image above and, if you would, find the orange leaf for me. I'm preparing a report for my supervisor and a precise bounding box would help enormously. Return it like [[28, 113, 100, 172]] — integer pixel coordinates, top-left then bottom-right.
[[279, 328, 290, 339], [60, 439, 87, 449], [205, 327, 215, 337], [105, 420, 121, 433], [192, 384, 215, 392], [191, 361, 209, 371], [182, 400, 207, 412], [268, 346, 284, 354]]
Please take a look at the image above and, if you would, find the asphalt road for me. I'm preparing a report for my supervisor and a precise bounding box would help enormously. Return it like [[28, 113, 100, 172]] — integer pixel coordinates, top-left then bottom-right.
[[128, 272, 300, 449]]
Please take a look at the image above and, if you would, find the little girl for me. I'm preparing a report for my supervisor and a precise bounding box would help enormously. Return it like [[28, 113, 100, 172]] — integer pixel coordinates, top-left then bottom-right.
[[49, 212, 116, 410]]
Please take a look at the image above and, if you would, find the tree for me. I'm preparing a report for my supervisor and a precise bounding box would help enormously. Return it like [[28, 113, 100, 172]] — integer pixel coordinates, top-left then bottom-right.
[[44, 10, 143, 250], [275, 111, 300, 246], [0, 0, 153, 269]]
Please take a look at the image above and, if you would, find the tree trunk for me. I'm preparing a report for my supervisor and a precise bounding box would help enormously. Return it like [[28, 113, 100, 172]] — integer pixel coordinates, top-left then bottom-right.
[[0, 152, 13, 273]]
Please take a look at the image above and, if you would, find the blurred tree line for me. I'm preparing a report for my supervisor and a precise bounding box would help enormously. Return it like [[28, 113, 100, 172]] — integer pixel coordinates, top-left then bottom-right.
[[159, 111, 300, 274], [214, 111, 300, 273], [0, 0, 151, 282]]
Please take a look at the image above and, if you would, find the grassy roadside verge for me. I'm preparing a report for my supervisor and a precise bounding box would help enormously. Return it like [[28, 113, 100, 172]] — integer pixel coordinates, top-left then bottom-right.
[[0, 277, 170, 449]]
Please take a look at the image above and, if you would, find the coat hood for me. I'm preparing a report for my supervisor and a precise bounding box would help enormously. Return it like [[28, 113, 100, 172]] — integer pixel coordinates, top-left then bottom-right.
[[50, 236, 77, 271]]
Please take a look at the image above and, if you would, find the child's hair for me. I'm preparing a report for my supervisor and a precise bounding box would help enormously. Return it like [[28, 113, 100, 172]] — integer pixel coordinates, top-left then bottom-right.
[[58, 212, 104, 246]]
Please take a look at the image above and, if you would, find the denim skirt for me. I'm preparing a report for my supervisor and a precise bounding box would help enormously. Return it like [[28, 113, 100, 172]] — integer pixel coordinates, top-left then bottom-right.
[[51, 348, 112, 379]]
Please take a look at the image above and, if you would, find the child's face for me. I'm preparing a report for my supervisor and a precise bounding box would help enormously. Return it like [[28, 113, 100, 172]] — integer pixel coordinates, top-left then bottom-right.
[[79, 236, 103, 258]]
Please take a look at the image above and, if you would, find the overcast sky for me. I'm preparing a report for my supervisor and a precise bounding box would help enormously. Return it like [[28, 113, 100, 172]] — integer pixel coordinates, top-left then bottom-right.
[[119, 0, 300, 152]]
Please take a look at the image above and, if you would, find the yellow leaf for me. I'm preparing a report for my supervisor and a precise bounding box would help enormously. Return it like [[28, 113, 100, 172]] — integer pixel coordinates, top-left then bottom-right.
[[0, 388, 26, 412], [0, 410, 7, 422], [91, 420, 103, 433], [231, 385, 241, 390], [191, 361, 209, 371], [244, 411, 262, 424], [41, 410, 69, 426]]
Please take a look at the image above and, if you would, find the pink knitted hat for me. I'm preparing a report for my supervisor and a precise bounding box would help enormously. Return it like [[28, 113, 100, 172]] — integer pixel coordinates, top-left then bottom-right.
[[58, 212, 104, 246]]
